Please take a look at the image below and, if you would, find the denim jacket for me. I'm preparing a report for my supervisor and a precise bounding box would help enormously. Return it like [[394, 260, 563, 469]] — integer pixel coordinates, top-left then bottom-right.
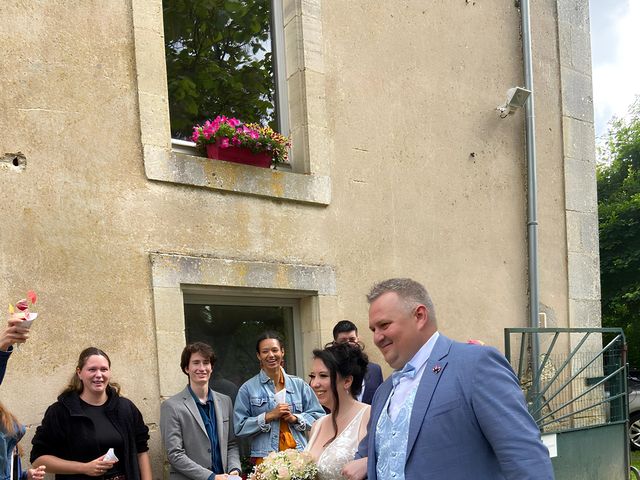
[[233, 370, 324, 458], [0, 423, 25, 480]]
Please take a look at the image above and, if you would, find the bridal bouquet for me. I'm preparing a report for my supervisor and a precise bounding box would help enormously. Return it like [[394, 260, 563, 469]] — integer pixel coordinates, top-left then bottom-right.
[[250, 449, 317, 480]]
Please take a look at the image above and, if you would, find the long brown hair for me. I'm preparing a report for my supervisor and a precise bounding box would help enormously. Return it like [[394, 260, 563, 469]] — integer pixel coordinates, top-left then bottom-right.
[[0, 402, 22, 454], [61, 347, 121, 396]]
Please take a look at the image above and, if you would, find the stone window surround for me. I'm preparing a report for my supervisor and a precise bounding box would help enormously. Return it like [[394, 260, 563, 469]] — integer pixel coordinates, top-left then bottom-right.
[[131, 0, 331, 205], [150, 253, 336, 398]]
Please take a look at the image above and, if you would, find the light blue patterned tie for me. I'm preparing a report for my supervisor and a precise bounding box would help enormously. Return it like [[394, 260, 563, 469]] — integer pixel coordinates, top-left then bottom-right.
[[391, 363, 416, 387]]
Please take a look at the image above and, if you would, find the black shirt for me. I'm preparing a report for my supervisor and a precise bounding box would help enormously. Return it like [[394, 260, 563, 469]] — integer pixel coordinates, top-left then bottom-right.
[[79, 399, 124, 476]]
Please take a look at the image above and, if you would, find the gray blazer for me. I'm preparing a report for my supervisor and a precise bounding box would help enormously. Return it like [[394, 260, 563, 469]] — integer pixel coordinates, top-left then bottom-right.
[[160, 386, 241, 480]]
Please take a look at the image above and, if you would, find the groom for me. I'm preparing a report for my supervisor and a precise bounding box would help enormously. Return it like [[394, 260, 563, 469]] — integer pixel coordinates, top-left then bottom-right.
[[343, 278, 554, 480]]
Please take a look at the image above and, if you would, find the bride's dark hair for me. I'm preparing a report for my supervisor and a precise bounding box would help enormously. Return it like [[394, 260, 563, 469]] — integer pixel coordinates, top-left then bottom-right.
[[312, 342, 368, 444]]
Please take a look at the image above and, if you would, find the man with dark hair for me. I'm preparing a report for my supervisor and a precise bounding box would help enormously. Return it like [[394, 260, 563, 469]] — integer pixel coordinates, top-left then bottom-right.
[[161, 342, 241, 480], [332, 320, 384, 405], [344, 278, 553, 480]]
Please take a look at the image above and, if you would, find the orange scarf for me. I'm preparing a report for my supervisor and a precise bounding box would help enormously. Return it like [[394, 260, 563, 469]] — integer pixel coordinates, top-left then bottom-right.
[[277, 370, 297, 451]]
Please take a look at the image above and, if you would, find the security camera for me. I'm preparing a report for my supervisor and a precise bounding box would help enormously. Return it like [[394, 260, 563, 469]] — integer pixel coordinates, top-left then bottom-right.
[[497, 86, 531, 117]]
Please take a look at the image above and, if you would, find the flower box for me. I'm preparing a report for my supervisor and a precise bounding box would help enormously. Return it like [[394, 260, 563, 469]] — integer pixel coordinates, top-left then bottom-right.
[[192, 116, 291, 168], [206, 141, 272, 168]]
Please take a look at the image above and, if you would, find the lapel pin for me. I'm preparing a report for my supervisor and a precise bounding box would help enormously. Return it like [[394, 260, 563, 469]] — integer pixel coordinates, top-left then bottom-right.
[[432, 365, 441, 374]]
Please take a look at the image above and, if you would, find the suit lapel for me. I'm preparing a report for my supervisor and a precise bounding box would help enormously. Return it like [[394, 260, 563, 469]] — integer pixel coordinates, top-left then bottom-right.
[[406, 335, 452, 456], [212, 390, 227, 471], [183, 387, 208, 437]]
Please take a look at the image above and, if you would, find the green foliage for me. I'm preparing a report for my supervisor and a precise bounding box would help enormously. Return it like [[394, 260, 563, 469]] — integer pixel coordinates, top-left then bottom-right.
[[163, 0, 276, 139], [597, 97, 640, 368]]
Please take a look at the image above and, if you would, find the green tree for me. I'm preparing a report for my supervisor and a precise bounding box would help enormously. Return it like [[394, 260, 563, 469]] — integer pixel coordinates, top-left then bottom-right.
[[597, 98, 640, 369], [163, 0, 276, 139]]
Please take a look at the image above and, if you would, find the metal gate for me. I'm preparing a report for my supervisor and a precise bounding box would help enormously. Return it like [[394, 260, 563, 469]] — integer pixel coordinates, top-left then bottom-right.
[[504, 328, 631, 479]]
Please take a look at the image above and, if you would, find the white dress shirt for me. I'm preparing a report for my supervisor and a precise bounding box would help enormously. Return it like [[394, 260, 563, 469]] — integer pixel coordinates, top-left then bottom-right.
[[389, 331, 440, 420]]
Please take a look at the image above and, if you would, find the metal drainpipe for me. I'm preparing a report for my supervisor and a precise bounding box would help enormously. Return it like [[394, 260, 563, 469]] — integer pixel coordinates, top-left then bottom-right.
[[520, 0, 540, 413]]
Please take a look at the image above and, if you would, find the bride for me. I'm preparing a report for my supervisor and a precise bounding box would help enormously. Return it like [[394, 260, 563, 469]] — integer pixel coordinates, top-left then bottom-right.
[[306, 342, 370, 480]]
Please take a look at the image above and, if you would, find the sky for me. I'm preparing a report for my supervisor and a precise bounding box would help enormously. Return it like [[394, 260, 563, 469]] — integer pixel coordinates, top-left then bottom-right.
[[589, 0, 640, 138]]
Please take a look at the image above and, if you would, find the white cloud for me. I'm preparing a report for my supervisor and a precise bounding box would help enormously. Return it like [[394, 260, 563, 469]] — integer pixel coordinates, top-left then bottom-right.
[[592, 0, 640, 136]]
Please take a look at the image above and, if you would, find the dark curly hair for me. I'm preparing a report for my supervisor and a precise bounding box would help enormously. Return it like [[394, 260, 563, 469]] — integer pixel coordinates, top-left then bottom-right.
[[312, 342, 369, 444]]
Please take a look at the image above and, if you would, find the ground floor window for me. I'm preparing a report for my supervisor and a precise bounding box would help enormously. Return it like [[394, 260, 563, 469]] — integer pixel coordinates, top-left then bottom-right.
[[183, 294, 301, 402]]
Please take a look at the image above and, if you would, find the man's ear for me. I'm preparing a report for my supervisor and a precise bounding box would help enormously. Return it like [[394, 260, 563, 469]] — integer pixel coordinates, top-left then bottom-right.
[[415, 304, 429, 329]]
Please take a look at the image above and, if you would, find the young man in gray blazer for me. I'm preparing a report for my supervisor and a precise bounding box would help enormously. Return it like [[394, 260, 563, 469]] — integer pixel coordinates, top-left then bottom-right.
[[161, 342, 241, 480]]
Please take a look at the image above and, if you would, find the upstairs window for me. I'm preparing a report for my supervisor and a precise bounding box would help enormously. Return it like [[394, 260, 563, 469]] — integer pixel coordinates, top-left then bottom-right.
[[163, 0, 288, 142]]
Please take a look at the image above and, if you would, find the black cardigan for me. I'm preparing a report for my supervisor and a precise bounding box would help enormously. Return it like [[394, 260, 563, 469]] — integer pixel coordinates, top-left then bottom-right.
[[30, 388, 149, 480]]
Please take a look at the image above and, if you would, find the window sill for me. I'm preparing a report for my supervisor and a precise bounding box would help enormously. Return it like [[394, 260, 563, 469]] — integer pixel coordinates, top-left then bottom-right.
[[144, 150, 331, 205]]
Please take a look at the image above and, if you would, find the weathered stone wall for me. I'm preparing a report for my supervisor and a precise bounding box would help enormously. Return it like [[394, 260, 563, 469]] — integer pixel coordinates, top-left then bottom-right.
[[0, 0, 598, 477]]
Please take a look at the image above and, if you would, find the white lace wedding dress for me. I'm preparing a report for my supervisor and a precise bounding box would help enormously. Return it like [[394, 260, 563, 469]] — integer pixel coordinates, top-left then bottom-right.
[[305, 405, 368, 480]]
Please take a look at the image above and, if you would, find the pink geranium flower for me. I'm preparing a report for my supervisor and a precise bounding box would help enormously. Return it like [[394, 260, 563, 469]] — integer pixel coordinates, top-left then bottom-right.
[[191, 115, 292, 164]]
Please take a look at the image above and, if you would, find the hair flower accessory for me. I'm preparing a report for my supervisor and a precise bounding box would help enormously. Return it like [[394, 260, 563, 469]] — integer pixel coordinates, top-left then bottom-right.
[[250, 449, 317, 480], [8, 290, 38, 327]]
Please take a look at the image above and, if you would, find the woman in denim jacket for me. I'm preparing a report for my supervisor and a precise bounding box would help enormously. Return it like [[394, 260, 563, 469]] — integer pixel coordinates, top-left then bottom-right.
[[233, 332, 324, 462], [1, 403, 46, 480]]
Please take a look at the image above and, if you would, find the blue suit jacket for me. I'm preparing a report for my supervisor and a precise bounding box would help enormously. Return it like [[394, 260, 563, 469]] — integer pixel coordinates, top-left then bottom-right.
[[358, 335, 554, 480], [361, 361, 384, 405]]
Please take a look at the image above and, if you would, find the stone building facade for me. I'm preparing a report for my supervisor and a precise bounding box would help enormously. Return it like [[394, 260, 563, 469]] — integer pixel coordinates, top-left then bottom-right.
[[0, 0, 598, 475]]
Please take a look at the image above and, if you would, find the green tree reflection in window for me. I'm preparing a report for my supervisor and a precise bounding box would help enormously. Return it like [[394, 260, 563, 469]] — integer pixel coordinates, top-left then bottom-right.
[[184, 303, 297, 397], [163, 0, 277, 139]]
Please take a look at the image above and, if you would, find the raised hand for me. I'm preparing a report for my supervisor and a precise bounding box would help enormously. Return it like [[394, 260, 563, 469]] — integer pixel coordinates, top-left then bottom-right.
[[0, 317, 30, 350]]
